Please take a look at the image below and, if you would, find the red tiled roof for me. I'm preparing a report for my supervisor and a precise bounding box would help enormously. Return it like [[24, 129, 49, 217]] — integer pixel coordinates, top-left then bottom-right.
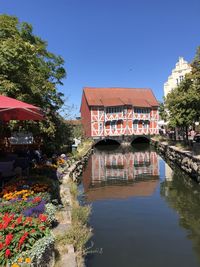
[[65, 119, 81, 126], [83, 87, 159, 107]]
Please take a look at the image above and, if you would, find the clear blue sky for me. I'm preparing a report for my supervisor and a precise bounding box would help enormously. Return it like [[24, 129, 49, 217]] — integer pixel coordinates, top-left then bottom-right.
[[1, 0, 200, 116]]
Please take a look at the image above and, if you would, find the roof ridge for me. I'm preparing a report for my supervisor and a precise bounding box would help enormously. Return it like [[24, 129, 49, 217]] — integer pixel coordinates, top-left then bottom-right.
[[83, 87, 152, 90], [82, 87, 159, 107]]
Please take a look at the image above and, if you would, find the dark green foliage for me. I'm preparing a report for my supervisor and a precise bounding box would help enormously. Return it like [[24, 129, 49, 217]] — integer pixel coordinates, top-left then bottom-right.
[[0, 14, 72, 153]]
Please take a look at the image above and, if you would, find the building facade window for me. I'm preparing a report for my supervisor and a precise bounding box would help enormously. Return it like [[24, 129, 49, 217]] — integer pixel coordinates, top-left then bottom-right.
[[133, 120, 138, 129], [123, 107, 127, 116], [106, 107, 122, 114], [134, 108, 150, 114], [143, 121, 149, 129], [110, 121, 116, 130], [99, 109, 104, 117], [180, 75, 184, 82], [99, 122, 103, 132]]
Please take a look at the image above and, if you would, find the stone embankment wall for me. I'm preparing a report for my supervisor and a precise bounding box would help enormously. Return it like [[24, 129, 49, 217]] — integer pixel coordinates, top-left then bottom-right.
[[70, 148, 93, 182], [151, 139, 200, 181], [55, 147, 93, 267]]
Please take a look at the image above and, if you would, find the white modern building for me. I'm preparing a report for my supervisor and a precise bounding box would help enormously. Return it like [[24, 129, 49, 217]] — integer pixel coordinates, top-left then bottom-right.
[[164, 57, 192, 97]]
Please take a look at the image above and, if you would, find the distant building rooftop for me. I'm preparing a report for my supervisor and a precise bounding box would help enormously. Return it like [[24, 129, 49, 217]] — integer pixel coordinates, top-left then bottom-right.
[[65, 119, 81, 126]]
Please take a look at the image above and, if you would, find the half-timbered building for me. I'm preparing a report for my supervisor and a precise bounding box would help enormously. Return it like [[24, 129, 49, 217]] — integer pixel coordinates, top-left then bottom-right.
[[80, 87, 159, 138]]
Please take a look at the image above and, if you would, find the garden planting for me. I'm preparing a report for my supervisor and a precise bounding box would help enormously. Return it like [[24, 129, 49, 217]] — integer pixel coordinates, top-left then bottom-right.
[[0, 168, 60, 266]]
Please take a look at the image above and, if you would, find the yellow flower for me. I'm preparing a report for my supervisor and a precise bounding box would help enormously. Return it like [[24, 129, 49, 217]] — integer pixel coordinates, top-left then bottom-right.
[[25, 257, 31, 263], [18, 257, 23, 263], [12, 263, 20, 267]]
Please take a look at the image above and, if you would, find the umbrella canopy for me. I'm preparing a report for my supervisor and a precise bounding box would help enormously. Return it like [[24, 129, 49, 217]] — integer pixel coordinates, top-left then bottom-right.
[[0, 95, 44, 121]]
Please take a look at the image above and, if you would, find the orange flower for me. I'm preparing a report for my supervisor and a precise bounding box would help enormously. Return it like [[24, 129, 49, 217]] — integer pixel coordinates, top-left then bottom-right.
[[25, 257, 31, 263], [18, 257, 23, 263]]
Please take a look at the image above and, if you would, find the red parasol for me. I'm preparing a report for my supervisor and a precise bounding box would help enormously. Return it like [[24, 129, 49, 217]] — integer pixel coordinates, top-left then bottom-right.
[[0, 95, 44, 121]]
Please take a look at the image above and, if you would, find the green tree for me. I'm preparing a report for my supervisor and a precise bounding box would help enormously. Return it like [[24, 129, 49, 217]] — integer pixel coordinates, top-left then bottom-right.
[[0, 14, 71, 153], [165, 46, 200, 140], [158, 100, 168, 121]]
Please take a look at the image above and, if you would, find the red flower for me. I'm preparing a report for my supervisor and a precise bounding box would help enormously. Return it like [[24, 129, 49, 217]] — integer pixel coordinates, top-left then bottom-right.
[[39, 214, 47, 222], [18, 232, 29, 249], [0, 242, 3, 250], [16, 215, 23, 225], [5, 233, 13, 246], [25, 217, 32, 223], [5, 249, 11, 258], [1, 213, 14, 229], [32, 197, 41, 203], [11, 223, 15, 229]]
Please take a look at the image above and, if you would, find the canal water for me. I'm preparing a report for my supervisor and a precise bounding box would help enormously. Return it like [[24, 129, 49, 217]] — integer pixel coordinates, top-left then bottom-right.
[[80, 144, 200, 267]]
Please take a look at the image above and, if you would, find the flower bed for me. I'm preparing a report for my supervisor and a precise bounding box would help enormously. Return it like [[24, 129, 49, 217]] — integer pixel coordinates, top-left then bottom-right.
[[0, 177, 57, 266]]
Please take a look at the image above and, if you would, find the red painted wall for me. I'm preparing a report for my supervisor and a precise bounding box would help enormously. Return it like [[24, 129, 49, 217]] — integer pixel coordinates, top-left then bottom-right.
[[80, 92, 91, 137]]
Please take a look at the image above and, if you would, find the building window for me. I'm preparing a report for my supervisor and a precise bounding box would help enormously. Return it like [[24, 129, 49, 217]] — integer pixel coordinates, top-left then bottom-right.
[[134, 108, 149, 114], [99, 109, 104, 116], [106, 107, 122, 114], [133, 120, 138, 129], [143, 121, 149, 128], [99, 122, 103, 132], [180, 75, 184, 82], [110, 121, 116, 130]]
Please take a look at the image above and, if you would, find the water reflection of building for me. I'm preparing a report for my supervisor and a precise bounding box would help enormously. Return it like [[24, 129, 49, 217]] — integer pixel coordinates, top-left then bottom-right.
[[91, 150, 159, 183], [82, 149, 160, 201]]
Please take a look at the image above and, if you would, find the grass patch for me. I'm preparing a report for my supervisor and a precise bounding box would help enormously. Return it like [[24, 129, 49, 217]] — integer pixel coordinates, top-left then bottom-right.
[[69, 180, 78, 199], [152, 135, 168, 142], [55, 202, 92, 266], [174, 142, 192, 151], [72, 203, 91, 226]]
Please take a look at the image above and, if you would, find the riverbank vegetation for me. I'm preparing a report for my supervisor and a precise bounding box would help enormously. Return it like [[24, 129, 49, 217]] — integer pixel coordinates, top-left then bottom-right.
[[55, 155, 92, 267]]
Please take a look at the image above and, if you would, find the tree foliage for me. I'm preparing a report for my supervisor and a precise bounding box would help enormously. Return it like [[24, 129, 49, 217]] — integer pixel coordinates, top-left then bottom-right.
[[158, 101, 168, 121], [0, 14, 72, 153], [164, 46, 200, 136]]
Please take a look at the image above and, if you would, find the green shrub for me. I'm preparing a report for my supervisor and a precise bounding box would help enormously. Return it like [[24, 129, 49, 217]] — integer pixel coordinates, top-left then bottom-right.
[[45, 203, 57, 226], [29, 234, 55, 266]]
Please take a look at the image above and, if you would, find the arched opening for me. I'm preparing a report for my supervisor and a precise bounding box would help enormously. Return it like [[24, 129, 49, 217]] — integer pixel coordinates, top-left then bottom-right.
[[94, 139, 120, 148], [131, 136, 150, 145]]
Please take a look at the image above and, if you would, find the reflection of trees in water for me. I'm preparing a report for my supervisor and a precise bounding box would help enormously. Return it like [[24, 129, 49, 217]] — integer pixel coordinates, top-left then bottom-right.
[[161, 168, 200, 263]]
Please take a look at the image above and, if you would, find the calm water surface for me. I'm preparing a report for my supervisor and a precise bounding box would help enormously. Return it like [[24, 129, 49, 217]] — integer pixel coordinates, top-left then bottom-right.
[[80, 144, 200, 267]]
